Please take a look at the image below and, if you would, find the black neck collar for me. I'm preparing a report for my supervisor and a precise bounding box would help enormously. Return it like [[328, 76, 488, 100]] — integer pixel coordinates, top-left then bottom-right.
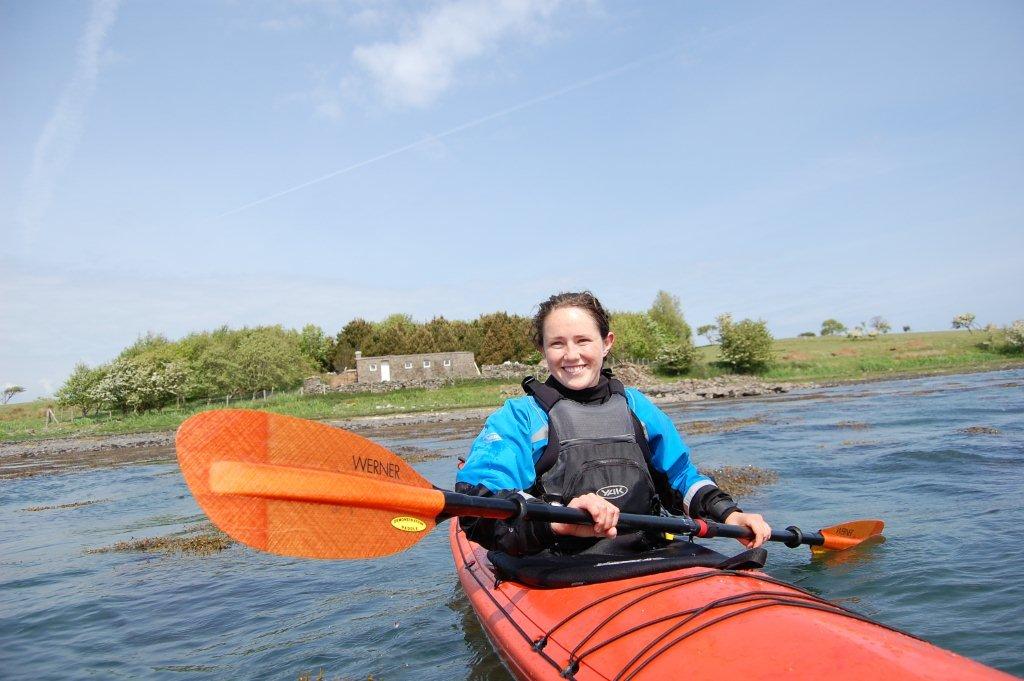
[[545, 372, 612, 405]]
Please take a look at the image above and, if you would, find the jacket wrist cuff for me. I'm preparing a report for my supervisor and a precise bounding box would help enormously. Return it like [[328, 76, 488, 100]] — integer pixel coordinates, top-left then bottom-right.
[[711, 503, 741, 523]]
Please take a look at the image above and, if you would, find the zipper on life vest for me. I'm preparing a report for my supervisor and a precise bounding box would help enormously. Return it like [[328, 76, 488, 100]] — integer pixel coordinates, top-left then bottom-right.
[[559, 435, 636, 447]]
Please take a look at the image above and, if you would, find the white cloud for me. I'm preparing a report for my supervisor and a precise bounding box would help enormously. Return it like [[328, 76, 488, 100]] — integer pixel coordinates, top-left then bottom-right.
[[353, 0, 563, 107], [18, 0, 121, 242]]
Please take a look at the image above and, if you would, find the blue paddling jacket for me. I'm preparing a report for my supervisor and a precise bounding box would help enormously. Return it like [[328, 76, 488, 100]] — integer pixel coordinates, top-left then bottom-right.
[[455, 378, 740, 555]]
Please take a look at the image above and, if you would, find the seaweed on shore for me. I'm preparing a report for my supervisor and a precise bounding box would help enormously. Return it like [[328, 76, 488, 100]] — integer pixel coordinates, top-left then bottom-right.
[[87, 521, 231, 557], [682, 416, 766, 436], [698, 465, 779, 498], [392, 445, 450, 463], [22, 498, 110, 512]]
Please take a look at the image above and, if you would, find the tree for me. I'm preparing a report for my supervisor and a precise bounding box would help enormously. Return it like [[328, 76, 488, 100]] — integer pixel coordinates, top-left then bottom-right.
[[869, 316, 891, 334], [697, 324, 718, 345], [364, 314, 418, 356], [331, 318, 375, 370], [330, 340, 356, 372], [798, 332, 816, 338], [718, 315, 774, 373], [645, 291, 696, 373], [820, 319, 847, 336], [2, 384, 25, 404], [609, 312, 661, 361], [424, 316, 460, 352], [476, 312, 532, 364], [298, 324, 332, 372], [118, 332, 171, 359], [451, 320, 483, 357], [648, 290, 692, 342], [408, 324, 438, 353], [56, 363, 107, 415], [235, 327, 313, 398], [952, 313, 977, 333], [339, 318, 375, 351], [183, 333, 239, 398]]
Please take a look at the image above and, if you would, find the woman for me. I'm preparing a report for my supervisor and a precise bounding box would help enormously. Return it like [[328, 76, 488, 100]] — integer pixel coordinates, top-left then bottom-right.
[[455, 291, 771, 556]]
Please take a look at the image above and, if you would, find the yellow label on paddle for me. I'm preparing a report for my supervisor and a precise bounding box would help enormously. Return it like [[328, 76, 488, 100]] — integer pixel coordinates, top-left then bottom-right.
[[391, 517, 427, 533]]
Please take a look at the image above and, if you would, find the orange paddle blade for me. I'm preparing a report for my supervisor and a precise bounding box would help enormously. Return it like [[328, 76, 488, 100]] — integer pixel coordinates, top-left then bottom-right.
[[816, 519, 885, 551], [176, 409, 442, 559]]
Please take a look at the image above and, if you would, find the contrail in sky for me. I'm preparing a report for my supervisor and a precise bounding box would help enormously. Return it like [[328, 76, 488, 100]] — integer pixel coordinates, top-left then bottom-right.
[[19, 0, 120, 240], [216, 48, 678, 219]]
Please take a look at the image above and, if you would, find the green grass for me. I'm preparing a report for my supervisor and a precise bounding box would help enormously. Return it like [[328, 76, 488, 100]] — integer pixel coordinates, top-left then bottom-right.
[[682, 330, 1023, 383], [0, 379, 515, 443], [3, 331, 1021, 443]]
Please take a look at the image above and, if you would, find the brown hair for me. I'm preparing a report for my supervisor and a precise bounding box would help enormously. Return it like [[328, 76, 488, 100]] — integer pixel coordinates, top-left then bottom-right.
[[532, 291, 611, 349]]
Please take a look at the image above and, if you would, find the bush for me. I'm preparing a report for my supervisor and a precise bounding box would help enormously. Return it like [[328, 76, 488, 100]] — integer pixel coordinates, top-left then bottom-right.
[[718, 315, 774, 373], [1004, 320, 1024, 354], [798, 331, 816, 338], [90, 357, 159, 414], [655, 341, 697, 375]]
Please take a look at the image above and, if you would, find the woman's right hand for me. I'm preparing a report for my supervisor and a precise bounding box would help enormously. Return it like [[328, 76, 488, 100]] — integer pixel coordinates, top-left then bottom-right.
[[550, 493, 620, 538]]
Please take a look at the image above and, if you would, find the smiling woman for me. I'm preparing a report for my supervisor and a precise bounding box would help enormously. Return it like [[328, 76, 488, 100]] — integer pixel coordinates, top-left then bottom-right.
[[455, 290, 772, 556]]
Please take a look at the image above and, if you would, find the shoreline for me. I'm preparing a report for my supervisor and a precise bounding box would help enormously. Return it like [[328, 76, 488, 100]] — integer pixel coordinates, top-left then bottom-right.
[[0, 375, 804, 462], [3, 365, 1021, 475]]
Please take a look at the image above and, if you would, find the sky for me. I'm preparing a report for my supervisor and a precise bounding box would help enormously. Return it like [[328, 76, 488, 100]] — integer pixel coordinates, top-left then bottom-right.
[[2, 1, 1022, 401]]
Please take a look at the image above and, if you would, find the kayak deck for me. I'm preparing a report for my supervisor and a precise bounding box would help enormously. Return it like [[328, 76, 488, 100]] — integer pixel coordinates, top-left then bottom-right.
[[450, 522, 1013, 681]]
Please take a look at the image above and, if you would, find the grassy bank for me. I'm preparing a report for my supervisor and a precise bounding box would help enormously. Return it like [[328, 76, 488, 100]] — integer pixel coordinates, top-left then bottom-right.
[[686, 330, 1023, 383], [3, 331, 1021, 443], [0, 379, 515, 443]]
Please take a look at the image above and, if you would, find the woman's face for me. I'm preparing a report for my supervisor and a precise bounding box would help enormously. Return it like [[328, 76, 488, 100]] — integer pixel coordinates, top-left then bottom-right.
[[541, 306, 615, 390]]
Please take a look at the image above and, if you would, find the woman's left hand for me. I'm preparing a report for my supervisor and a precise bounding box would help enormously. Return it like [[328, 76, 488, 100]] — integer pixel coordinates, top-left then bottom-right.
[[723, 511, 772, 548]]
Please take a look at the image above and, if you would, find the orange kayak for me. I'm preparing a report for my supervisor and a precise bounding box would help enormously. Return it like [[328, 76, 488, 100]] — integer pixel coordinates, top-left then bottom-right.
[[450, 523, 1013, 681]]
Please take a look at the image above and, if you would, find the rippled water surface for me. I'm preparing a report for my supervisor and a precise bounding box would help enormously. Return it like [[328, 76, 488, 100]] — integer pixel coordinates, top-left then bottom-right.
[[2, 370, 1023, 679]]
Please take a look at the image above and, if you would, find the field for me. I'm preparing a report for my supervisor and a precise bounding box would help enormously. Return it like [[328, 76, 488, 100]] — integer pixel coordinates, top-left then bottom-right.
[[688, 329, 1021, 382]]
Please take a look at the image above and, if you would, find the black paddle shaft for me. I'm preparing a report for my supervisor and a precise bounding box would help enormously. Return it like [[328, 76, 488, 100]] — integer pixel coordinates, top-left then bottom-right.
[[439, 489, 825, 548]]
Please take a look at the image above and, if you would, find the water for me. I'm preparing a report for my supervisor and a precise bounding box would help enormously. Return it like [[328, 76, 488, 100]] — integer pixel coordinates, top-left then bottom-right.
[[2, 370, 1022, 679]]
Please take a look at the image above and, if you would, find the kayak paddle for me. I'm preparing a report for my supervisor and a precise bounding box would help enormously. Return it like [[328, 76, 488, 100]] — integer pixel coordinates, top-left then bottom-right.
[[176, 409, 884, 559]]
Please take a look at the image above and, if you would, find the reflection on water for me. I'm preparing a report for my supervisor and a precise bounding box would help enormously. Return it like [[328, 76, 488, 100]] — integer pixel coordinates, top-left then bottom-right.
[[809, 535, 887, 569], [1, 369, 1022, 679], [448, 589, 510, 681]]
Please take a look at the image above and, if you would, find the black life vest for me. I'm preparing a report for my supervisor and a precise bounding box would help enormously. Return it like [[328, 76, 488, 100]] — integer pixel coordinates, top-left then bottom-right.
[[523, 375, 669, 516]]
